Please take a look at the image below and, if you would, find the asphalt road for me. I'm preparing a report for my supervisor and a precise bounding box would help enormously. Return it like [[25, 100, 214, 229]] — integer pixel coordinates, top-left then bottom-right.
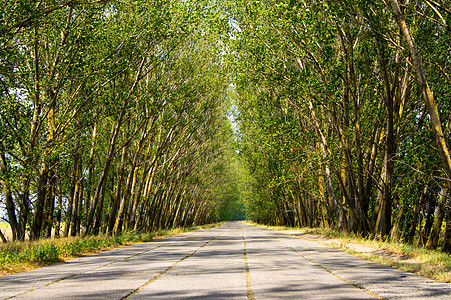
[[0, 222, 450, 299]]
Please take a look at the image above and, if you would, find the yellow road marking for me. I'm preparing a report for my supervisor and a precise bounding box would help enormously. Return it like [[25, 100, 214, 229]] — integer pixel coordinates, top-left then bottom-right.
[[243, 229, 254, 300]]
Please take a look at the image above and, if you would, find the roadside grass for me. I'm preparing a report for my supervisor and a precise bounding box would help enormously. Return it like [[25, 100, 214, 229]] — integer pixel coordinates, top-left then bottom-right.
[[248, 222, 451, 283], [0, 223, 222, 276]]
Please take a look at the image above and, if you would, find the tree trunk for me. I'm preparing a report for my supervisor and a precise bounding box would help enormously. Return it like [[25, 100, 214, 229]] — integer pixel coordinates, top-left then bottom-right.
[[70, 153, 82, 237], [114, 124, 154, 234], [31, 166, 48, 240], [113, 155, 137, 235], [317, 166, 330, 229], [85, 123, 97, 216], [0, 229, 7, 243], [0, 150, 19, 241], [54, 177, 63, 238], [420, 194, 437, 246], [126, 167, 145, 231], [64, 156, 77, 237], [426, 187, 447, 249], [405, 186, 427, 244], [375, 33, 396, 238], [389, 0, 451, 193], [108, 145, 128, 234], [17, 193, 29, 241], [84, 114, 124, 236], [44, 169, 56, 238], [390, 205, 404, 242], [442, 206, 451, 253], [133, 156, 160, 231]]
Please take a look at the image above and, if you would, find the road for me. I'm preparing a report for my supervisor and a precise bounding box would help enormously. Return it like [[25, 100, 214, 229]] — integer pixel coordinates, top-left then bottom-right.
[[0, 222, 450, 299]]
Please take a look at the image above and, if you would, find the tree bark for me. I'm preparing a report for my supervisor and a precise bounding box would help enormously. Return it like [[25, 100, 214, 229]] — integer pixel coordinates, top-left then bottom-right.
[[0, 150, 19, 241], [0, 229, 7, 243], [108, 144, 128, 234], [113, 151, 137, 235], [405, 186, 428, 244], [43, 168, 56, 238], [54, 177, 63, 238], [85, 123, 97, 216], [83, 116, 123, 236], [442, 206, 451, 253], [426, 187, 447, 249], [420, 194, 437, 246], [70, 153, 82, 237], [31, 166, 48, 240], [64, 155, 78, 237]]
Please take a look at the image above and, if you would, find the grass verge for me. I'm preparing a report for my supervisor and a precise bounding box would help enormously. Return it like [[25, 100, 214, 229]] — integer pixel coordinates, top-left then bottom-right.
[[0, 223, 223, 276], [248, 222, 451, 283]]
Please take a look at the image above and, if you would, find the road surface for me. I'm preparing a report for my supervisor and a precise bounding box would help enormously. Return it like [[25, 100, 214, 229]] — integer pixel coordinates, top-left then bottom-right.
[[0, 222, 450, 299]]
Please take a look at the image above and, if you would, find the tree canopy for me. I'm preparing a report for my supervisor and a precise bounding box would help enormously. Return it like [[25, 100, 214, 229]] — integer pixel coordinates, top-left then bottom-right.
[[1, 0, 450, 253]]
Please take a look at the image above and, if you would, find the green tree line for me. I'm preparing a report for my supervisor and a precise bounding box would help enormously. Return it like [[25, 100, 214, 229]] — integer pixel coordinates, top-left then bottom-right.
[[2, 0, 450, 255], [0, 0, 238, 242], [231, 0, 451, 252]]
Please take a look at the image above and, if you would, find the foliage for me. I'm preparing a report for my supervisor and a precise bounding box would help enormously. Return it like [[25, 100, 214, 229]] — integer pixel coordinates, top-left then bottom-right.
[[230, 0, 451, 252], [1, 0, 450, 257], [0, 0, 239, 242]]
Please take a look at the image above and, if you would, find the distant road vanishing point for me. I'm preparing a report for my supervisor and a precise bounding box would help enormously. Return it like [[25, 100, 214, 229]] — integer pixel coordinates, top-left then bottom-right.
[[1, 222, 450, 299]]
